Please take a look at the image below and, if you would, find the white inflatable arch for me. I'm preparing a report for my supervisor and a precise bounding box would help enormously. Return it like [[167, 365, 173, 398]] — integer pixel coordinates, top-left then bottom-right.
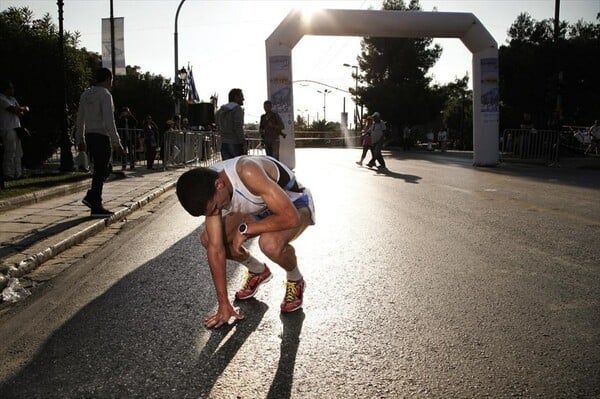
[[266, 9, 499, 168]]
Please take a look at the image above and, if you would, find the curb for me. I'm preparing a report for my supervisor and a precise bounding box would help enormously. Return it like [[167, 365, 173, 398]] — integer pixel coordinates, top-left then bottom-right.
[[0, 180, 91, 212], [1, 180, 177, 292], [0, 172, 128, 213]]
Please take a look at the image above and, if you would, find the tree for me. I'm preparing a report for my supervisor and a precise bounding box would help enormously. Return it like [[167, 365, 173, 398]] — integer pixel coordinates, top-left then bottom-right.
[[438, 75, 473, 149], [0, 7, 91, 168], [354, 0, 444, 136], [500, 12, 600, 129], [112, 66, 175, 132]]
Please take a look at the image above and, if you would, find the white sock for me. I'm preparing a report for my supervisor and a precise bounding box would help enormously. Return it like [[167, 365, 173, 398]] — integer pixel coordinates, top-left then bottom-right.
[[241, 255, 265, 274], [286, 267, 303, 281]]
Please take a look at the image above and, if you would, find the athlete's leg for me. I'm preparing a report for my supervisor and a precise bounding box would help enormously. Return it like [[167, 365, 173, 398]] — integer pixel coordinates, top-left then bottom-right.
[[257, 207, 312, 272]]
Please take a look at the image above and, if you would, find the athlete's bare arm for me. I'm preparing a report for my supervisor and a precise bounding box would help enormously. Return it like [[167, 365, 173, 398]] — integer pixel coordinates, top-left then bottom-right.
[[204, 214, 244, 328]]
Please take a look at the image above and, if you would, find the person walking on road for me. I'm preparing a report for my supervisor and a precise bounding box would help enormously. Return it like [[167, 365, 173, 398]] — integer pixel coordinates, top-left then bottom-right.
[[75, 68, 124, 217], [259, 100, 286, 160], [0, 80, 29, 180], [216, 88, 246, 160], [176, 155, 315, 329], [365, 112, 387, 169], [356, 115, 373, 166]]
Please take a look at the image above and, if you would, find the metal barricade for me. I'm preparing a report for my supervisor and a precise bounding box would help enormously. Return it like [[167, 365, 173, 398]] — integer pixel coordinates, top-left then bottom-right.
[[501, 129, 560, 164], [164, 129, 220, 168]]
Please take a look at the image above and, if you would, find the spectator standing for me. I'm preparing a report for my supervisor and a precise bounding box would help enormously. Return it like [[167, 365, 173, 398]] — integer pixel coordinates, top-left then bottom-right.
[[142, 115, 159, 169], [356, 115, 373, 166], [586, 120, 600, 155], [438, 127, 448, 153], [259, 100, 286, 160], [75, 68, 124, 217], [116, 107, 138, 170], [0, 80, 29, 180], [216, 88, 246, 160], [403, 126, 411, 151], [426, 129, 435, 151], [365, 112, 387, 169]]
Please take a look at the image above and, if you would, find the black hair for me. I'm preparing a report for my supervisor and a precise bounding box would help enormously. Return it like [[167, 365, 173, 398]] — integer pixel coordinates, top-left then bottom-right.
[[176, 167, 219, 216], [228, 88, 243, 102], [263, 100, 272, 106], [94, 67, 113, 84]]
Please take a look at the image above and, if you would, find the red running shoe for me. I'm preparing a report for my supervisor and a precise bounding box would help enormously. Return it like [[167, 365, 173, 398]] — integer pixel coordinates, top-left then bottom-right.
[[235, 264, 272, 300], [280, 278, 305, 313]]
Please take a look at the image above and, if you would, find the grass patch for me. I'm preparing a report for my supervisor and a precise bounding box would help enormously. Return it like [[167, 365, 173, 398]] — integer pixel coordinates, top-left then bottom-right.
[[0, 171, 90, 200]]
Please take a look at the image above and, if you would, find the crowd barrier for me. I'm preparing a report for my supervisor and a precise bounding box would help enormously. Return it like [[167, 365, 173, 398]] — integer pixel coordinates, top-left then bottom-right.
[[46, 128, 362, 170], [501, 129, 560, 164]]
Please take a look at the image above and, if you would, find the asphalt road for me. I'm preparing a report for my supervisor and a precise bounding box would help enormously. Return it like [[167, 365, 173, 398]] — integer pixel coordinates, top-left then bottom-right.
[[0, 149, 598, 398]]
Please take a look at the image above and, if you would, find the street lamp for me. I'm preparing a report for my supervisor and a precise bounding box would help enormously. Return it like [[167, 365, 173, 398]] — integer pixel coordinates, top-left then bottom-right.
[[317, 89, 331, 121], [174, 0, 187, 115], [343, 63, 360, 129]]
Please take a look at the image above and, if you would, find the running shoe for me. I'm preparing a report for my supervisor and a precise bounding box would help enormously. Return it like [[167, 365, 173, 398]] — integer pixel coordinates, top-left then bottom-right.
[[235, 264, 272, 300], [280, 278, 305, 313]]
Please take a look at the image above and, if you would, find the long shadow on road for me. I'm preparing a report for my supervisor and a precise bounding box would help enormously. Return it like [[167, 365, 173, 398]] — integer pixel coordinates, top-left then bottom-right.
[[0, 227, 276, 398], [387, 150, 600, 190]]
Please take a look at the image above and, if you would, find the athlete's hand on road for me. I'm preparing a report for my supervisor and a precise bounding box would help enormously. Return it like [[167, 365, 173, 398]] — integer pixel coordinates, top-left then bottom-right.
[[204, 303, 244, 329]]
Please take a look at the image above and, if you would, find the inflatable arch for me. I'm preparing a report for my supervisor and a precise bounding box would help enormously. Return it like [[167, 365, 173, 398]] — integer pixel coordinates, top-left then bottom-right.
[[266, 9, 499, 168]]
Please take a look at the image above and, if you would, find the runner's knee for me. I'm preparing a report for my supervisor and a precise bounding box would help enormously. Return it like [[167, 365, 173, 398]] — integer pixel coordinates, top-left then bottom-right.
[[259, 236, 292, 260]]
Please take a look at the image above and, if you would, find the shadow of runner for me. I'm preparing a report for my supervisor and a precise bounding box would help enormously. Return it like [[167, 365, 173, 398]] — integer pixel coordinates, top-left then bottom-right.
[[191, 299, 268, 398], [0, 230, 265, 398], [266, 310, 305, 399]]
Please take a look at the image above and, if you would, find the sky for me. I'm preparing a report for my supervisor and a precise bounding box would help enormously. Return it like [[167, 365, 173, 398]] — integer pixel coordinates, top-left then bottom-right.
[[2, 0, 598, 125]]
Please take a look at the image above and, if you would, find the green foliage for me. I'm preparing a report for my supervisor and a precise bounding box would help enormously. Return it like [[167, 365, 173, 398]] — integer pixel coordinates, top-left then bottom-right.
[[112, 66, 175, 131], [309, 120, 339, 131], [355, 0, 443, 131], [0, 7, 91, 167], [438, 75, 473, 149], [500, 13, 600, 129]]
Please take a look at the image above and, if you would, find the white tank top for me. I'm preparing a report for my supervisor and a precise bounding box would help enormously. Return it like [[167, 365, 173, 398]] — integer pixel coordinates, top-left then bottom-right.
[[210, 156, 305, 216]]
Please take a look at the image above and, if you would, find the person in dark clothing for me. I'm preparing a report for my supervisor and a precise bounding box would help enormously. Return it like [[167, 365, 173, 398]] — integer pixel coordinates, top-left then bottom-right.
[[116, 107, 138, 170]]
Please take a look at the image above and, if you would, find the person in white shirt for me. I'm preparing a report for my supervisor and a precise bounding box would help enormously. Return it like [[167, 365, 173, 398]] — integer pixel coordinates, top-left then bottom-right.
[[0, 80, 29, 180], [75, 68, 124, 217], [586, 120, 599, 155], [365, 112, 387, 169], [438, 128, 448, 153]]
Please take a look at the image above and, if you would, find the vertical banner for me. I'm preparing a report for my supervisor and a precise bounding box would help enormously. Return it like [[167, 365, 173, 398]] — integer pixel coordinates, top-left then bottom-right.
[[102, 17, 126, 75], [268, 55, 292, 116], [480, 57, 499, 125], [268, 54, 294, 167]]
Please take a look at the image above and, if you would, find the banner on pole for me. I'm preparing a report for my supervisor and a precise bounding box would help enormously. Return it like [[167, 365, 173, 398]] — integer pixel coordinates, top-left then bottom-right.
[[101, 17, 126, 75]]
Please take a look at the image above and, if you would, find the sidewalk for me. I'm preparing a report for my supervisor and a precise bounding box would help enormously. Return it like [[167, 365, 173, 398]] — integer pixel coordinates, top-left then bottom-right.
[[0, 167, 187, 293]]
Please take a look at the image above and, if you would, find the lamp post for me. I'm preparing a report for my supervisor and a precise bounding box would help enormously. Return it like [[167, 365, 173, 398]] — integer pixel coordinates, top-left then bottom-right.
[[174, 0, 187, 115], [57, 0, 73, 171], [343, 63, 360, 130], [317, 89, 331, 121]]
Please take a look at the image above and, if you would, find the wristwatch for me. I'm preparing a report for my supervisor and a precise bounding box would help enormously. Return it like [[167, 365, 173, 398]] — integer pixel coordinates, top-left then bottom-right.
[[238, 223, 249, 235]]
